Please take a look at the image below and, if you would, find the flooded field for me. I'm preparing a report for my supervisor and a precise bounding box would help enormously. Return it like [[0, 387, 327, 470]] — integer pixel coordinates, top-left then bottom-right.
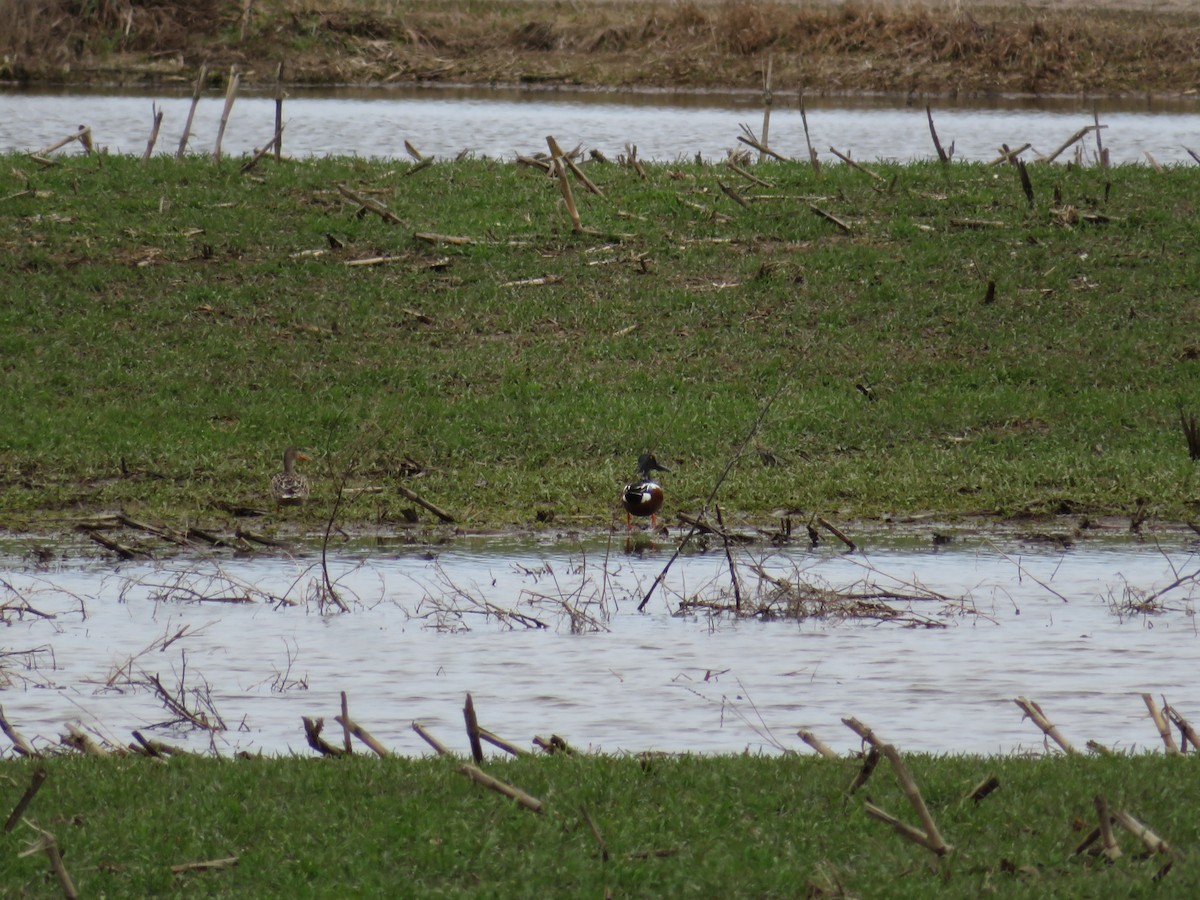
[[3, 85, 1199, 163], [3, 529, 1197, 758]]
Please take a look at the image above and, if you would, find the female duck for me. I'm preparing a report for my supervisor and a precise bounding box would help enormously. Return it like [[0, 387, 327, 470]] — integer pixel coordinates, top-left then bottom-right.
[[271, 447, 311, 507]]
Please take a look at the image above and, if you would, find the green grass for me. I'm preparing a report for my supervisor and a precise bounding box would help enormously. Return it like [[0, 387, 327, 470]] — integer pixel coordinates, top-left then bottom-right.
[[1, 752, 1196, 897], [2, 151, 1199, 534]]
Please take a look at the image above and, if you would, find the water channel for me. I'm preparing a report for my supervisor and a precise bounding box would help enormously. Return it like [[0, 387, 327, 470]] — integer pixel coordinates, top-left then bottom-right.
[[2, 529, 1197, 758], [3, 85, 1200, 164]]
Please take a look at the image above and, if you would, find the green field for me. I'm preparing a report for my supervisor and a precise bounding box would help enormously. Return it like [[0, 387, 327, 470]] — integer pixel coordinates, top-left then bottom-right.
[[2, 150, 1199, 536], [1, 752, 1195, 897]]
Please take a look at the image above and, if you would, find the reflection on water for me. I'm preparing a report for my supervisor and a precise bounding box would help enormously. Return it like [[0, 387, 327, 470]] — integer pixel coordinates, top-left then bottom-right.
[[2, 85, 1199, 163], [2, 534, 1197, 757]]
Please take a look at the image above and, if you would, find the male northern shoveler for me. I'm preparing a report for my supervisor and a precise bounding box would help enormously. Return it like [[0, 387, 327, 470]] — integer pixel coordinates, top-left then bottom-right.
[[271, 446, 310, 507], [622, 453, 669, 528]]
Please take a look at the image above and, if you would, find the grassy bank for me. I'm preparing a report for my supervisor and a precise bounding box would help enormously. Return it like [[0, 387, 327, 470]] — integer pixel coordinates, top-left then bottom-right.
[[2, 753, 1196, 896], [2, 0, 1200, 97], [2, 149, 1199, 535]]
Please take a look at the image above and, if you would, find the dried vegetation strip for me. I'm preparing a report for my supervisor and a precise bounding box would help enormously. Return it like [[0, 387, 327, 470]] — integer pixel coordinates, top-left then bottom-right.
[[2, 0, 1200, 95]]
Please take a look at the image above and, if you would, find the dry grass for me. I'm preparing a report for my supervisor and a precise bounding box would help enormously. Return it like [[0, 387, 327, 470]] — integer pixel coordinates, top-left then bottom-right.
[[0, 0, 224, 72], [2, 0, 1198, 95]]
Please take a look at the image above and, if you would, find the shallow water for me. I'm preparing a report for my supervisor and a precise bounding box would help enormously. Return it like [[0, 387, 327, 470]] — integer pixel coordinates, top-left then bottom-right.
[[2, 85, 1199, 163], [3, 532, 1197, 758]]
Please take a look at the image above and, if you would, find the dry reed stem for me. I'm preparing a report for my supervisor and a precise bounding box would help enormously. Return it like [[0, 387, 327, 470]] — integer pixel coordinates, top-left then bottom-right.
[[131, 730, 188, 757], [724, 158, 771, 186], [1180, 408, 1200, 461], [412, 720, 451, 756], [213, 65, 240, 163], [547, 136, 586, 232], [623, 143, 647, 179], [336, 183, 403, 224], [1038, 125, 1103, 164], [335, 714, 390, 757], [0, 704, 37, 757], [177, 63, 207, 159], [990, 143, 1031, 165], [796, 729, 838, 759], [817, 517, 856, 551], [63, 722, 112, 756], [274, 60, 284, 161], [843, 717, 952, 855], [847, 745, 880, 794], [717, 181, 750, 209], [239, 124, 285, 173], [1014, 696, 1078, 755], [580, 804, 610, 861], [35, 126, 89, 157], [1142, 693, 1180, 755], [1017, 159, 1035, 208], [863, 801, 940, 851], [414, 232, 475, 246], [458, 763, 545, 814], [142, 104, 164, 162], [3, 766, 46, 834], [478, 726, 527, 757], [758, 53, 772, 165], [341, 691, 353, 755], [828, 146, 882, 181], [1164, 702, 1200, 752], [1094, 795, 1122, 860], [463, 692, 484, 763], [19, 827, 77, 900], [964, 776, 1000, 803], [391, 483, 455, 522], [737, 129, 789, 162], [799, 97, 820, 174], [926, 105, 951, 164], [171, 856, 240, 873], [1112, 808, 1171, 855]]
